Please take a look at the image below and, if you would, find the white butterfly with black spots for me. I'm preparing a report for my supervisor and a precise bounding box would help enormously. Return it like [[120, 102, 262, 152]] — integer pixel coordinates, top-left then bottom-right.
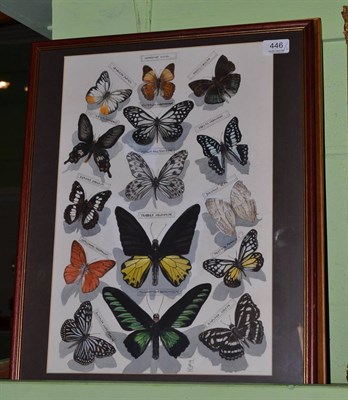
[[197, 116, 248, 175], [199, 293, 264, 360], [125, 150, 188, 201], [60, 301, 116, 365]]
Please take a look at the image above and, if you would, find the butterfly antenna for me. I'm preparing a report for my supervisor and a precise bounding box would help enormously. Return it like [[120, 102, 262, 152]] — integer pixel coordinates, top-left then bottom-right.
[[150, 223, 167, 240]]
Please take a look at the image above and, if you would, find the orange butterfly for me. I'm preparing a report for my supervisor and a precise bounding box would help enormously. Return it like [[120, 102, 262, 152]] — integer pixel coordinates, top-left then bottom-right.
[[141, 63, 175, 101], [64, 240, 115, 293]]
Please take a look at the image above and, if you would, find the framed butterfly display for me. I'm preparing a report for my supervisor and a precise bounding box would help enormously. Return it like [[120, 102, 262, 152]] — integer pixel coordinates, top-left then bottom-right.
[[13, 20, 326, 384]]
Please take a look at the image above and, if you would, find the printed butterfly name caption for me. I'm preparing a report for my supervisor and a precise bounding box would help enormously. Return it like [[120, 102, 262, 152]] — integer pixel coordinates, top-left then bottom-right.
[[64, 180, 111, 230], [206, 180, 258, 238], [197, 116, 248, 176], [123, 100, 194, 146], [60, 301, 116, 365], [189, 55, 241, 104], [141, 63, 175, 101], [86, 70, 132, 115], [64, 240, 115, 293], [203, 229, 263, 288], [125, 150, 188, 201], [103, 283, 211, 360], [199, 293, 264, 361], [115, 204, 200, 288], [64, 113, 124, 178]]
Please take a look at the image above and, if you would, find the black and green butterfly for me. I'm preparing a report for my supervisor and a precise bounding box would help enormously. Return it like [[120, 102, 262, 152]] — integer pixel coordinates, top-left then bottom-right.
[[102, 283, 211, 359]]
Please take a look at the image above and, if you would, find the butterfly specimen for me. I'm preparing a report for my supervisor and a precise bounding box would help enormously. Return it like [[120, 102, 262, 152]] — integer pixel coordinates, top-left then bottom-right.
[[141, 63, 175, 101], [188, 55, 241, 104], [197, 116, 248, 175], [125, 150, 188, 201], [199, 293, 264, 360], [64, 113, 124, 178], [206, 180, 257, 237], [64, 180, 111, 230], [123, 100, 194, 145], [203, 229, 263, 288], [64, 240, 115, 293], [115, 204, 200, 288], [103, 283, 211, 359], [85, 70, 132, 115], [60, 301, 116, 365]]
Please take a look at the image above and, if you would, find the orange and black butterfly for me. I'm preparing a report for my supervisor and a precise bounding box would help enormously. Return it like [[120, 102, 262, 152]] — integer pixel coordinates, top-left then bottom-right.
[[64, 240, 115, 293], [141, 63, 175, 101]]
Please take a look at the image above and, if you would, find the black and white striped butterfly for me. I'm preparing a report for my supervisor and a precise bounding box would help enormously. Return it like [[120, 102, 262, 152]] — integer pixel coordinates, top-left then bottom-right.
[[64, 113, 125, 178], [125, 150, 188, 201], [199, 293, 264, 360], [197, 116, 248, 175], [63, 181, 111, 230], [86, 71, 132, 115], [60, 301, 116, 365], [123, 100, 194, 145]]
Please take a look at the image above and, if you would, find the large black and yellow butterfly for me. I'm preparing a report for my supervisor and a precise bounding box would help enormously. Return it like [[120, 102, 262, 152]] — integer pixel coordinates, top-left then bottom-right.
[[123, 100, 194, 145], [60, 301, 116, 365], [189, 55, 241, 104], [199, 293, 264, 360], [197, 116, 248, 176], [115, 204, 200, 288], [85, 71, 132, 115], [141, 63, 175, 101], [202, 229, 263, 287], [64, 113, 125, 178], [125, 150, 188, 201], [64, 181, 111, 230], [103, 283, 211, 359]]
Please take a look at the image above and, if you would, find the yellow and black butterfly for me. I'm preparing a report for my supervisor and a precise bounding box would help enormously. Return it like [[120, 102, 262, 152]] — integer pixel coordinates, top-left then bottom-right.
[[203, 229, 263, 287], [141, 63, 175, 101], [115, 204, 200, 288]]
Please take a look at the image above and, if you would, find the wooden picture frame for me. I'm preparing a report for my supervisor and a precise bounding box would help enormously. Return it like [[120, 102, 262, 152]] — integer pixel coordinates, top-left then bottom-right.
[[11, 18, 327, 383]]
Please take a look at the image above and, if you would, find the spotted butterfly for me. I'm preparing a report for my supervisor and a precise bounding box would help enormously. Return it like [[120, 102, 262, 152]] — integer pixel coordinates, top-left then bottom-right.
[[63, 181, 111, 230], [199, 293, 264, 360], [125, 150, 188, 201], [202, 229, 263, 287], [64, 113, 124, 178], [141, 63, 175, 101], [60, 301, 116, 365], [103, 283, 211, 359], [85, 71, 132, 115], [189, 55, 240, 104], [123, 100, 194, 145], [197, 116, 248, 175]]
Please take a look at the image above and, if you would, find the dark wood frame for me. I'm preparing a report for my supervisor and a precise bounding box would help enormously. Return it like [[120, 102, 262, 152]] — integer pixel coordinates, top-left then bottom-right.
[[11, 18, 327, 383]]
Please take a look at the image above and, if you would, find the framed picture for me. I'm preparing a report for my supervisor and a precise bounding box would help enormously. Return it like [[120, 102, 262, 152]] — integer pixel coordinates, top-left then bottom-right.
[[11, 18, 327, 383]]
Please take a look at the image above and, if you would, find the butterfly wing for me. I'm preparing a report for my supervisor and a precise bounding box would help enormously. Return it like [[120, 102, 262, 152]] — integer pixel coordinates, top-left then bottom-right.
[[125, 152, 155, 200], [98, 89, 132, 115], [73, 335, 116, 365], [123, 106, 157, 145], [83, 259, 115, 293], [223, 117, 248, 166], [86, 71, 111, 107], [197, 135, 225, 175], [141, 63, 175, 101], [64, 181, 85, 225], [237, 229, 264, 272], [230, 180, 257, 223], [205, 198, 236, 237], [103, 287, 154, 358], [214, 55, 236, 80], [64, 240, 87, 285], [188, 79, 213, 97], [159, 63, 175, 100], [81, 190, 112, 230]]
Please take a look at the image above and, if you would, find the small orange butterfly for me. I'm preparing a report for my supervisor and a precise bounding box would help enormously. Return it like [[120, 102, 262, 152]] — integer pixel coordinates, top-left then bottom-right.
[[64, 240, 115, 293], [141, 63, 175, 101]]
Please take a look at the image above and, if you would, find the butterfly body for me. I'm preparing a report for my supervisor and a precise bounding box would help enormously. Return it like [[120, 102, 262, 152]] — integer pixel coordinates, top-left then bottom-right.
[[115, 204, 200, 288], [64, 113, 124, 178], [203, 229, 263, 287], [199, 293, 264, 360], [125, 150, 188, 201], [60, 301, 116, 365], [103, 283, 211, 359], [189, 55, 241, 104], [141, 63, 175, 101], [123, 100, 194, 145], [197, 116, 248, 175], [64, 181, 111, 230]]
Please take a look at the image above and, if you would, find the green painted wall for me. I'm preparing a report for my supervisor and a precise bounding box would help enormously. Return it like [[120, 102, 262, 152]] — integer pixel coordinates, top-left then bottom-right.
[[1, 0, 347, 398]]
